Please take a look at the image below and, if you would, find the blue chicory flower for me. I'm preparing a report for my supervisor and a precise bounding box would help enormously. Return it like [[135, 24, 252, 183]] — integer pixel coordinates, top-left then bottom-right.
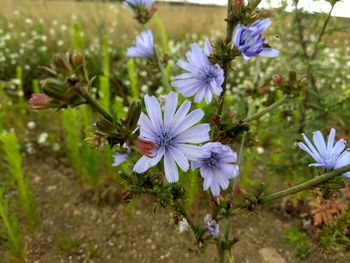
[[124, 0, 155, 9], [127, 30, 154, 58], [204, 214, 220, 238], [233, 18, 279, 61], [298, 128, 350, 178], [112, 153, 129, 167], [172, 39, 224, 104], [192, 142, 239, 196], [133, 92, 210, 183]]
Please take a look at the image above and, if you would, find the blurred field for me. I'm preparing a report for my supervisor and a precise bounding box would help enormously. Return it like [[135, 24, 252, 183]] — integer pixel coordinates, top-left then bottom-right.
[[1, 0, 349, 42], [0, 0, 227, 42]]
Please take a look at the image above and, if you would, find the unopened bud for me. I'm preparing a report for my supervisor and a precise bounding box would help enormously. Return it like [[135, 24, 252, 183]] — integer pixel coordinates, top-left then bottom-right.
[[234, 184, 246, 196], [132, 138, 155, 157], [273, 75, 285, 85], [212, 115, 221, 126], [121, 190, 133, 202], [96, 118, 115, 133], [289, 71, 297, 85], [53, 54, 72, 74], [259, 86, 270, 94], [69, 51, 85, 70], [232, 0, 244, 15], [29, 93, 54, 110], [41, 78, 67, 100], [125, 99, 142, 131]]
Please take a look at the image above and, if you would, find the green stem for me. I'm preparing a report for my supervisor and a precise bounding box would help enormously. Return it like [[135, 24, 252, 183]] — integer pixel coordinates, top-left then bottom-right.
[[154, 48, 172, 91], [81, 91, 113, 122], [242, 95, 289, 123], [259, 165, 350, 203], [173, 200, 198, 237], [216, 0, 234, 116]]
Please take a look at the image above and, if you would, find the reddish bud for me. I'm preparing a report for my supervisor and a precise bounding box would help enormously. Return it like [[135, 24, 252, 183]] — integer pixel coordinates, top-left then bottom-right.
[[259, 86, 270, 94], [227, 111, 236, 118], [234, 184, 246, 196], [273, 75, 285, 85], [232, 0, 244, 15], [29, 93, 53, 110], [121, 191, 133, 202], [133, 139, 155, 157], [212, 115, 221, 126], [149, 5, 157, 14]]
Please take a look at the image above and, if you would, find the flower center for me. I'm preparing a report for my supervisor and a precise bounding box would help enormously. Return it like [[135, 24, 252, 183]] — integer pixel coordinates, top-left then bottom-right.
[[206, 153, 220, 167], [155, 125, 175, 147], [323, 153, 338, 170], [199, 65, 216, 84]]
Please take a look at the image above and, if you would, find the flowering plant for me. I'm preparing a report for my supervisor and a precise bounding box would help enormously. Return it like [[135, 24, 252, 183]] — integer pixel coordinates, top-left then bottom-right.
[[29, 0, 350, 261]]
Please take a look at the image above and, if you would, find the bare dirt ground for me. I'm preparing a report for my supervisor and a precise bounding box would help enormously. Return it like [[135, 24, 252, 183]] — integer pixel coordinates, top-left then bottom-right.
[[1, 154, 350, 263]]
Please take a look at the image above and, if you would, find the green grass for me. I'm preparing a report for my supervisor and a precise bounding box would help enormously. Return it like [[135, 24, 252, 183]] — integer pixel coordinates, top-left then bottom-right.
[[0, 131, 37, 233]]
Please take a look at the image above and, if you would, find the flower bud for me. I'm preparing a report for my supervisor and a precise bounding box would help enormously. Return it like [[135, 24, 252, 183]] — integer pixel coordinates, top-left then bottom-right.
[[132, 138, 155, 157], [234, 184, 246, 196], [289, 71, 297, 85], [96, 118, 115, 133], [212, 115, 221, 126], [53, 54, 72, 74], [69, 51, 85, 70], [41, 78, 67, 100], [259, 86, 270, 94], [125, 99, 142, 131], [29, 93, 53, 110], [273, 75, 285, 85], [232, 0, 244, 15]]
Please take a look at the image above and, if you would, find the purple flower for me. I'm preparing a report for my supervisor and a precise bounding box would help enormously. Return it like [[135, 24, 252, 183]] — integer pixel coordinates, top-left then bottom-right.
[[127, 30, 154, 58], [112, 153, 129, 167], [233, 18, 279, 61], [192, 142, 239, 196], [172, 39, 224, 104], [124, 0, 155, 9], [204, 214, 219, 238], [133, 92, 210, 183], [298, 128, 350, 178]]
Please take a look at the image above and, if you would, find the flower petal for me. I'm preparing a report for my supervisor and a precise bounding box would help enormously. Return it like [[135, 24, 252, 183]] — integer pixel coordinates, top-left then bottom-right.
[[144, 94, 162, 132], [175, 124, 210, 143], [259, 48, 279, 58], [168, 146, 189, 172], [164, 150, 179, 183], [327, 128, 336, 153], [164, 92, 178, 126], [173, 109, 204, 135]]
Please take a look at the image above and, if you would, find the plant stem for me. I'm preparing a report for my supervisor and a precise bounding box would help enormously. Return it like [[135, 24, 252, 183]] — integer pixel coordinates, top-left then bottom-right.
[[259, 165, 350, 203], [154, 48, 172, 91], [242, 95, 288, 123], [81, 91, 113, 122], [216, 0, 233, 116], [173, 199, 198, 236]]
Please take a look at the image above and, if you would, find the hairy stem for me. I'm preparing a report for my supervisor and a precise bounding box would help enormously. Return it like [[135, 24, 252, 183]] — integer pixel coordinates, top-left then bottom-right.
[[81, 91, 113, 122], [154, 48, 172, 91], [216, 0, 234, 116], [173, 200, 198, 237], [259, 165, 350, 203], [242, 95, 289, 123]]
